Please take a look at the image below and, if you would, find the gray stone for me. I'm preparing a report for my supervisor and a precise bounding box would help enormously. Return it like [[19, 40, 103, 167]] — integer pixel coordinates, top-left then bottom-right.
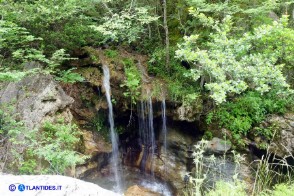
[[0, 74, 74, 129], [175, 104, 201, 122], [206, 137, 232, 154], [0, 174, 119, 196], [290, 122, 294, 128], [264, 113, 294, 158], [142, 127, 194, 194]]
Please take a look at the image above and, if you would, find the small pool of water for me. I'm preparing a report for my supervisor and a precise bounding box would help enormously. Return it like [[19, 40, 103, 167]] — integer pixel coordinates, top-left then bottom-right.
[[83, 166, 173, 196]]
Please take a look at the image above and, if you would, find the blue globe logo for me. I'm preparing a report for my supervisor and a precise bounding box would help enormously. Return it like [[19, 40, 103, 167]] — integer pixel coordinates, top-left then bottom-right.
[[18, 184, 25, 192]]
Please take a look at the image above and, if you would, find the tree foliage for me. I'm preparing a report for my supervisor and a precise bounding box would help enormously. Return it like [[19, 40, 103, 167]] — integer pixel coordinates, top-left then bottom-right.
[[90, 4, 158, 43], [176, 15, 293, 104]]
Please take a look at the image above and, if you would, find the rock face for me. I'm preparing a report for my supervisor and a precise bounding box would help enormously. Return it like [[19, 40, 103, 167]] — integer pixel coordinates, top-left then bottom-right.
[[153, 127, 194, 194], [0, 75, 75, 172], [0, 174, 119, 196], [206, 137, 232, 154], [266, 113, 294, 158], [175, 104, 202, 122], [0, 74, 74, 129], [0, 74, 111, 177]]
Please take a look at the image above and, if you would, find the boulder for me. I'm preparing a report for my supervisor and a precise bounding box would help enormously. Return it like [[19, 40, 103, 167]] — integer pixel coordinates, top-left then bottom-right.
[[205, 137, 232, 154], [153, 127, 194, 194], [175, 104, 202, 122], [0, 74, 74, 129], [0, 75, 111, 177], [0, 75, 76, 172], [125, 185, 160, 196], [82, 130, 112, 156], [266, 113, 294, 158], [0, 174, 119, 196]]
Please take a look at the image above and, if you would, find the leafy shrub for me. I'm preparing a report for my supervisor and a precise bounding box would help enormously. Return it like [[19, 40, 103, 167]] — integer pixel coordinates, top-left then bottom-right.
[[207, 91, 292, 144], [184, 140, 245, 196], [120, 58, 141, 104], [34, 121, 86, 174], [104, 49, 119, 59], [0, 106, 87, 174], [206, 181, 247, 196], [176, 15, 293, 104], [91, 7, 158, 44], [56, 68, 84, 83], [270, 183, 294, 196]]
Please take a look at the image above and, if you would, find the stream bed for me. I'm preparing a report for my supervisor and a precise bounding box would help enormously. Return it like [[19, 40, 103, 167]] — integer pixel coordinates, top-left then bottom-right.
[[83, 166, 173, 195]]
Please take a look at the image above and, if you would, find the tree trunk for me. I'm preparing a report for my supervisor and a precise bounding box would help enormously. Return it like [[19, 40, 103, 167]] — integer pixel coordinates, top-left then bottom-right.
[[163, 0, 170, 72]]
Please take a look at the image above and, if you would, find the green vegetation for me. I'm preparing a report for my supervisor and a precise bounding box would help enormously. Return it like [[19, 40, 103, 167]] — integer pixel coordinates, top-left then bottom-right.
[[185, 140, 294, 196], [0, 106, 86, 175], [206, 91, 292, 146], [176, 15, 293, 104], [121, 58, 141, 104], [184, 140, 246, 196], [35, 120, 87, 174], [104, 49, 119, 59], [1, 0, 294, 194]]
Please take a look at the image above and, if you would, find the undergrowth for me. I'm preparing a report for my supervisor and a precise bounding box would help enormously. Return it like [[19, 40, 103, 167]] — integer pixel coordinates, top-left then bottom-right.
[[206, 91, 293, 146], [184, 139, 294, 196]]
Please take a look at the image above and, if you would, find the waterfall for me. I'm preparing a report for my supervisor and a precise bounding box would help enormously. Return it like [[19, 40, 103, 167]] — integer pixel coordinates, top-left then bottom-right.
[[102, 64, 122, 192], [137, 97, 155, 175], [148, 97, 155, 176], [161, 98, 167, 159]]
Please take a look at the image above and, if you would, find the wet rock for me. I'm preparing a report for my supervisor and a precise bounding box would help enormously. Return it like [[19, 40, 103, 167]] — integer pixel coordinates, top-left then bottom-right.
[[71, 47, 101, 67], [125, 185, 161, 196], [74, 162, 99, 178], [61, 83, 107, 125], [74, 130, 112, 178], [206, 137, 232, 154], [82, 130, 112, 156], [153, 127, 195, 194], [0, 174, 119, 196]]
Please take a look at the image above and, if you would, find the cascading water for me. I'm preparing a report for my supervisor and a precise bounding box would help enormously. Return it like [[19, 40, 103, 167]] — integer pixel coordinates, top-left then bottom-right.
[[137, 97, 156, 176], [102, 64, 122, 192], [161, 98, 167, 169], [148, 97, 155, 176]]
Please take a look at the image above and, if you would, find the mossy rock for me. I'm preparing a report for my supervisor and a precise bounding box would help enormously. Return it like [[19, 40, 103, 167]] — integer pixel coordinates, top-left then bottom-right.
[[77, 67, 102, 86]]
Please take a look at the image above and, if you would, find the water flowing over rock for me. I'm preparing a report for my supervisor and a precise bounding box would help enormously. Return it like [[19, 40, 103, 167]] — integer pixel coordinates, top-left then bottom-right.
[[154, 127, 194, 193], [161, 99, 167, 167], [0, 175, 120, 196], [137, 98, 156, 175], [102, 64, 122, 192]]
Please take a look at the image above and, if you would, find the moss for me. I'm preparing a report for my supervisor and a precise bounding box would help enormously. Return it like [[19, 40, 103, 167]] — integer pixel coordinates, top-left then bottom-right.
[[83, 46, 101, 64], [76, 67, 102, 86]]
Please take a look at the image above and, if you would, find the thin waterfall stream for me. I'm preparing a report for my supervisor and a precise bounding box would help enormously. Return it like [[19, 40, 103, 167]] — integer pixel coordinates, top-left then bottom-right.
[[137, 97, 156, 176], [161, 98, 167, 174], [102, 64, 122, 192]]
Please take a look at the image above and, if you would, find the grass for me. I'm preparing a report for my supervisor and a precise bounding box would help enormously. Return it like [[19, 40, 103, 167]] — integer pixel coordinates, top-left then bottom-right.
[[184, 139, 294, 196]]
